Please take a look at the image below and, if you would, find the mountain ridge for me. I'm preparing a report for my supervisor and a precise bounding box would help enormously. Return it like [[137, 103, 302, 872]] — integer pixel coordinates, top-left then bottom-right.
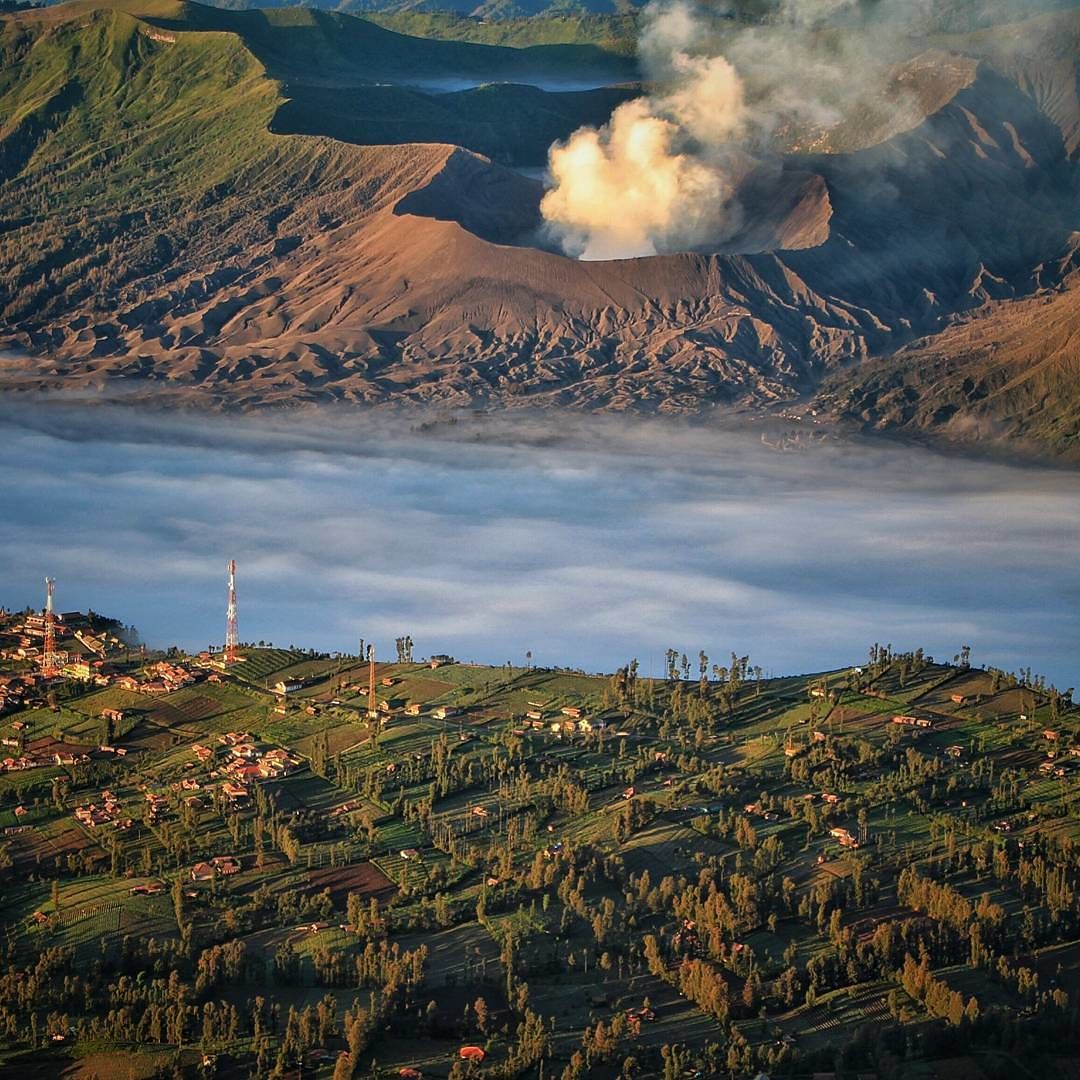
[[1, 0, 1079, 460]]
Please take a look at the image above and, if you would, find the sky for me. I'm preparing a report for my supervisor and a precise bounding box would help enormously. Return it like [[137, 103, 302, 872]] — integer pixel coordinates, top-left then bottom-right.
[[0, 405, 1077, 688]]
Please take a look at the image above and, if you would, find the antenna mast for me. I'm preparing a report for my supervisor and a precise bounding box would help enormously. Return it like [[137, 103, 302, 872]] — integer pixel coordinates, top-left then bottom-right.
[[41, 577, 60, 678], [367, 644, 378, 720], [225, 559, 239, 663]]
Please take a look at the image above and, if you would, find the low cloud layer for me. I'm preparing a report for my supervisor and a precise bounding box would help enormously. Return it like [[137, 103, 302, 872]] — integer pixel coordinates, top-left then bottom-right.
[[0, 406, 1077, 689]]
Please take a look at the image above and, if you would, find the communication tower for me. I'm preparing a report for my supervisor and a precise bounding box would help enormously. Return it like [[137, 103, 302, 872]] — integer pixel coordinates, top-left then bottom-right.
[[41, 577, 60, 677], [225, 559, 239, 663]]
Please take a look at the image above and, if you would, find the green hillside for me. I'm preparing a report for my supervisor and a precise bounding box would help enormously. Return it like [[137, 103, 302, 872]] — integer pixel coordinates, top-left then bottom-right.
[[82, 0, 635, 79], [366, 11, 639, 54], [0, 0, 637, 324]]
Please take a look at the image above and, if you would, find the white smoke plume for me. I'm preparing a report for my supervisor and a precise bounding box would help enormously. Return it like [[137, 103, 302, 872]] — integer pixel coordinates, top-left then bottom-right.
[[540, 0, 902, 260]]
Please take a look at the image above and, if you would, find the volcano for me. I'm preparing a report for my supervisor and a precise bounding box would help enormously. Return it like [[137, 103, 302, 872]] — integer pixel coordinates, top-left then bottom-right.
[[1, 0, 1079, 459]]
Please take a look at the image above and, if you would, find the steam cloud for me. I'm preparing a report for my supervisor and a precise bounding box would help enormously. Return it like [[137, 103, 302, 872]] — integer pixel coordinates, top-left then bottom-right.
[[540, 0, 899, 260]]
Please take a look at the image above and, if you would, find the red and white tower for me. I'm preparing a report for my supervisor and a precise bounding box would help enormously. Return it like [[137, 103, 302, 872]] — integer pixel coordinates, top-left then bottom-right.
[[367, 644, 378, 720], [41, 577, 60, 678], [225, 559, 239, 663]]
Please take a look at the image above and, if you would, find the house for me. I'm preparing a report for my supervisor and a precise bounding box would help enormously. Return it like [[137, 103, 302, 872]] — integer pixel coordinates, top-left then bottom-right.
[[432, 706, 459, 720], [829, 826, 859, 848], [821, 792, 840, 805], [429, 655, 454, 669], [561, 706, 582, 719], [221, 782, 248, 802], [101, 708, 124, 725], [210, 855, 240, 875], [472, 806, 489, 818], [274, 679, 303, 695], [525, 711, 544, 722], [945, 745, 964, 759], [405, 703, 422, 716], [812, 730, 827, 742], [190, 862, 216, 882], [1044, 730, 1059, 742], [950, 694, 966, 705], [810, 686, 827, 699], [130, 882, 164, 896]]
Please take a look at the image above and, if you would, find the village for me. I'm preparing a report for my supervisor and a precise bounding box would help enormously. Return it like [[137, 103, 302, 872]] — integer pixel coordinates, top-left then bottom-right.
[[0, 579, 1077, 1080]]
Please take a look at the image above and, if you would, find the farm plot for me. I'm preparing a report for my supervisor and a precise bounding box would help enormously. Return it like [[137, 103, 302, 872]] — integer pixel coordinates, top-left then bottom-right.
[[619, 820, 732, 880], [232, 648, 312, 682], [306, 861, 396, 906], [397, 921, 501, 988], [9, 876, 177, 959], [5, 817, 103, 872], [775, 979, 895, 1050], [373, 846, 451, 888]]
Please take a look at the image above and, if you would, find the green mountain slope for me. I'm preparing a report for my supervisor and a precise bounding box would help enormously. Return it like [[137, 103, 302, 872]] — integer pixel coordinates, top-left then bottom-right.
[[100, 0, 634, 80], [0, 0, 637, 326]]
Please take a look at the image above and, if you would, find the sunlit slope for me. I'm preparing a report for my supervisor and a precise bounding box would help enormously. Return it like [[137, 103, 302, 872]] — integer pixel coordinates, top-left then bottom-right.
[[0, 0, 629, 327], [0, 0, 1079, 460], [64, 0, 635, 81]]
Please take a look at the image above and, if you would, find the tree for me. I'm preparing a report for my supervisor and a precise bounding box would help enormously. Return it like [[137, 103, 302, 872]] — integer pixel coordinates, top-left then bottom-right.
[[474, 996, 489, 1036]]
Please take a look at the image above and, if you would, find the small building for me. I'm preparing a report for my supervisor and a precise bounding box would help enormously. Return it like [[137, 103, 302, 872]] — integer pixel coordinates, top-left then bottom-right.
[[950, 694, 966, 705], [274, 679, 303, 695]]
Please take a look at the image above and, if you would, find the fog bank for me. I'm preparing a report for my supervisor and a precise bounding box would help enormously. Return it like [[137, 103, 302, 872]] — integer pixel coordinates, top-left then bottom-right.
[[0, 406, 1076, 687]]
